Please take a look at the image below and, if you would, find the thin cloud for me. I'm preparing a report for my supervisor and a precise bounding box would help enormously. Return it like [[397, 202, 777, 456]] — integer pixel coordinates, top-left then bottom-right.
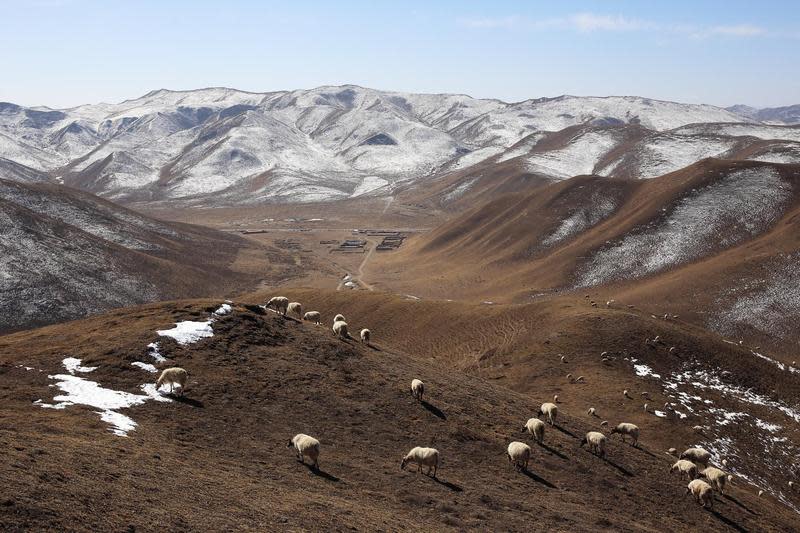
[[458, 12, 776, 39]]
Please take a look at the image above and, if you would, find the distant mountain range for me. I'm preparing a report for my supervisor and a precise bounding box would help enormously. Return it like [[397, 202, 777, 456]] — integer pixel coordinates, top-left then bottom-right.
[[0, 86, 798, 205]]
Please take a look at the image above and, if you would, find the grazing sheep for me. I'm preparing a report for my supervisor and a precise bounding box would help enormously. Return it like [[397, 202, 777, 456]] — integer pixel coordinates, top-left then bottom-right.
[[728, 475, 734, 485], [333, 313, 345, 323], [560, 355, 567, 363], [600, 420, 609, 426], [758, 490, 764, 497], [575, 376, 585, 383], [360, 328, 371, 344], [553, 394, 559, 404], [303, 311, 321, 324], [680, 447, 711, 467], [538, 403, 558, 425], [611, 423, 640, 447], [701, 467, 727, 494], [692, 425, 705, 434], [623, 389, 631, 399], [789, 481, 795, 491], [669, 347, 677, 354], [507, 441, 532, 471], [401, 446, 439, 477], [587, 407, 596, 417], [524, 417, 545, 444], [643, 403, 649, 412], [288, 433, 320, 470], [287, 302, 303, 319], [410, 379, 424, 401], [155, 367, 188, 395], [641, 391, 651, 399], [266, 296, 289, 315], [668, 448, 678, 456], [566, 373, 574, 382], [332, 320, 349, 339], [606, 300, 615, 308], [580, 431, 607, 458], [653, 335, 661, 343], [600, 351, 609, 357], [671, 459, 698, 480], [721, 459, 728, 467], [686, 479, 713, 508]]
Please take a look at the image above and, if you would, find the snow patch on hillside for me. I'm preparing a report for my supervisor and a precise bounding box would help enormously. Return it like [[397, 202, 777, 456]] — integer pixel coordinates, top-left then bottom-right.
[[157, 320, 214, 345], [542, 195, 616, 246], [525, 130, 621, 179], [579, 167, 790, 286]]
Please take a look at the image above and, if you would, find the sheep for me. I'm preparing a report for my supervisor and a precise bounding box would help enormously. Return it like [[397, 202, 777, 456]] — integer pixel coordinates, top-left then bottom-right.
[[401, 446, 439, 477], [643, 403, 649, 412], [671, 459, 698, 480], [411, 379, 424, 401], [566, 373, 574, 382], [669, 347, 677, 354], [538, 402, 558, 425], [692, 425, 705, 435], [287, 433, 320, 470], [560, 355, 567, 363], [686, 479, 714, 508], [553, 394, 559, 404], [789, 481, 795, 491], [507, 441, 532, 471], [575, 376, 585, 383], [667, 447, 678, 456], [303, 311, 321, 324], [333, 313, 346, 323], [155, 367, 188, 395], [623, 389, 631, 399], [701, 467, 727, 494], [332, 320, 349, 339], [758, 490, 764, 497], [266, 296, 289, 315], [640, 391, 651, 400], [610, 423, 640, 447], [606, 300, 615, 308], [721, 459, 728, 467], [600, 351, 609, 357], [524, 417, 545, 444], [580, 431, 607, 458], [600, 420, 609, 426], [653, 335, 661, 343], [360, 328, 371, 344], [287, 302, 302, 319], [680, 447, 711, 467], [587, 407, 596, 417]]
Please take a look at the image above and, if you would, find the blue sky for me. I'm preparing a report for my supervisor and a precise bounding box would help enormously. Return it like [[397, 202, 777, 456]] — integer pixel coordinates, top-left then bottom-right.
[[1, 0, 798, 108]]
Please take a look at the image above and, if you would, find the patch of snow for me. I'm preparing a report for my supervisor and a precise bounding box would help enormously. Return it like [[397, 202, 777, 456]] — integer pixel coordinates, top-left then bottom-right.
[[542, 195, 616, 246], [351, 176, 389, 197], [442, 177, 479, 203], [579, 167, 791, 287], [147, 342, 166, 362], [62, 357, 97, 374], [131, 361, 157, 373], [157, 320, 213, 345], [213, 303, 232, 316]]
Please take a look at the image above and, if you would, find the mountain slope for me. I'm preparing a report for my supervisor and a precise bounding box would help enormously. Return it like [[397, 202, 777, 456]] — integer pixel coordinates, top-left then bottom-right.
[[0, 178, 267, 332], [2, 299, 798, 530], [5, 86, 797, 206]]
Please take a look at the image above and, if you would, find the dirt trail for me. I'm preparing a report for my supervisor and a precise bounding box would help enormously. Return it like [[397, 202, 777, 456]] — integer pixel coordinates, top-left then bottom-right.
[[336, 237, 378, 291]]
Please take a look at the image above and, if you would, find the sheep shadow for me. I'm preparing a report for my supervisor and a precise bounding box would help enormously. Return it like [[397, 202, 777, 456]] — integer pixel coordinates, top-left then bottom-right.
[[520, 469, 557, 488], [630, 444, 658, 459], [710, 509, 748, 533], [302, 462, 340, 482], [420, 401, 446, 420], [722, 494, 757, 515], [600, 457, 634, 477], [540, 443, 568, 461], [171, 396, 204, 408], [552, 425, 577, 438], [432, 477, 463, 492]]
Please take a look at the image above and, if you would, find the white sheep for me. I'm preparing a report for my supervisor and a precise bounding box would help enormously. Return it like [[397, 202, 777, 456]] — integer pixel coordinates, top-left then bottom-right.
[[287, 301, 302, 319], [701, 467, 727, 494], [600, 351, 609, 357], [580, 431, 607, 458], [575, 376, 585, 383], [686, 479, 713, 508], [611, 423, 640, 447], [332, 320, 349, 339], [303, 311, 321, 324], [566, 373, 574, 382], [680, 447, 711, 467], [560, 355, 567, 363], [788, 480, 795, 491], [538, 402, 558, 425], [692, 425, 705, 434], [401, 446, 439, 477], [668, 447, 678, 456], [640, 391, 651, 399], [623, 389, 631, 399], [643, 403, 649, 412], [758, 490, 764, 497], [606, 300, 615, 308], [333, 313, 346, 323], [587, 407, 596, 417], [288, 433, 320, 470], [410, 379, 424, 401], [600, 420, 609, 426], [156, 367, 188, 395], [360, 328, 371, 344], [669, 347, 677, 354], [721, 459, 728, 467], [553, 394, 559, 404], [266, 296, 289, 315], [507, 441, 532, 471], [671, 459, 698, 480], [524, 418, 545, 444]]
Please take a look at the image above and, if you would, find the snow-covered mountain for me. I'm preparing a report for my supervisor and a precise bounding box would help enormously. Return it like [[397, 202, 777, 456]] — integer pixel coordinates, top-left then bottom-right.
[[727, 104, 800, 125], [0, 86, 797, 205]]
